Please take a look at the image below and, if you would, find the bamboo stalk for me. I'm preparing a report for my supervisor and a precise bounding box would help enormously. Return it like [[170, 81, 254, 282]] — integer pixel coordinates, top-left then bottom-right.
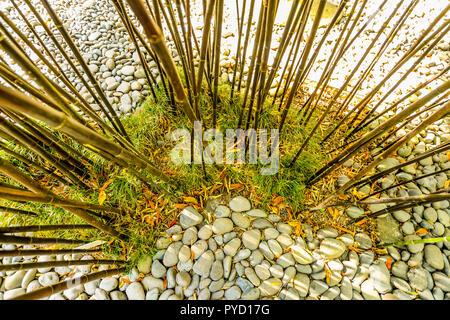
[[0, 224, 96, 234], [308, 80, 450, 186], [0, 84, 172, 185], [0, 248, 101, 258], [38, 0, 131, 141], [382, 237, 450, 248], [0, 234, 88, 245], [0, 259, 126, 272], [319, 100, 450, 208], [0, 206, 38, 216], [354, 141, 450, 188], [361, 167, 450, 200], [9, 267, 126, 300], [126, 0, 197, 123]]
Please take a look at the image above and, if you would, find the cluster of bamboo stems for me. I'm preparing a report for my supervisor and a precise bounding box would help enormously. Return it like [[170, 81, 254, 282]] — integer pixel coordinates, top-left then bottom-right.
[[0, 0, 449, 300]]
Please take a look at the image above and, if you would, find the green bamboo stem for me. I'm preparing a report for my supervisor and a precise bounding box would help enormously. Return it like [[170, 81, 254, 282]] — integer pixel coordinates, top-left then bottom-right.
[[382, 237, 450, 248]]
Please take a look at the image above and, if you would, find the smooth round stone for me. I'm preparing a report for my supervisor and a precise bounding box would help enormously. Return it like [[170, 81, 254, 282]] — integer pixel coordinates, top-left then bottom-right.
[[21, 269, 36, 289], [404, 235, 425, 253], [424, 207, 438, 223], [84, 279, 100, 296], [369, 262, 392, 294], [208, 238, 218, 251], [354, 233, 372, 250], [163, 242, 181, 267], [209, 278, 225, 293], [433, 222, 445, 236], [210, 261, 224, 281], [268, 239, 283, 257], [291, 245, 314, 264], [259, 241, 275, 260], [277, 253, 295, 268], [151, 259, 167, 278], [309, 280, 329, 297], [215, 205, 231, 218], [267, 214, 282, 223], [198, 225, 213, 240], [229, 196, 251, 212], [166, 268, 177, 288], [5, 271, 26, 290], [231, 212, 251, 229], [264, 228, 280, 240], [166, 225, 182, 235], [223, 232, 237, 243], [317, 228, 339, 239], [246, 209, 267, 218], [212, 218, 234, 234], [191, 240, 208, 259], [424, 245, 444, 270], [346, 206, 364, 219], [393, 210, 410, 223], [137, 255, 152, 274], [234, 249, 251, 261], [242, 229, 261, 250], [241, 288, 261, 300], [432, 272, 450, 292], [110, 290, 127, 300], [38, 272, 59, 286], [225, 285, 242, 300], [182, 227, 198, 245], [179, 206, 203, 229], [401, 221, 415, 235], [176, 271, 191, 287], [360, 280, 381, 300], [193, 250, 214, 277], [245, 267, 261, 286], [391, 261, 408, 280], [259, 278, 282, 296], [255, 265, 271, 280], [319, 238, 347, 259], [4, 288, 26, 300], [99, 277, 118, 292], [156, 237, 171, 249], [252, 218, 274, 229], [178, 245, 191, 262], [277, 223, 292, 235], [126, 282, 145, 300], [407, 267, 428, 291], [249, 250, 264, 266], [223, 238, 241, 256], [277, 234, 294, 248], [269, 264, 284, 279], [142, 276, 164, 291]]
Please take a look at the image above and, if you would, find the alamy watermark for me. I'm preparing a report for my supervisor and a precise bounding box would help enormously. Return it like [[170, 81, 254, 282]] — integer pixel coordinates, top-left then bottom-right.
[[170, 121, 279, 175]]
